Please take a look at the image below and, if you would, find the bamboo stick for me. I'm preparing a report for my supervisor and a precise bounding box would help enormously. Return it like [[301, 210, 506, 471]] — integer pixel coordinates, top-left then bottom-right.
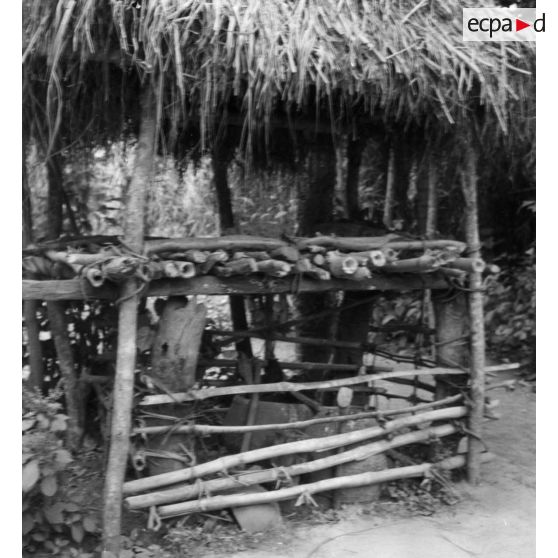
[[312, 254, 326, 267], [256, 259, 292, 277], [382, 255, 438, 273], [163, 262, 180, 278], [122, 406, 467, 494], [126, 423, 458, 509], [305, 265, 331, 281], [240, 361, 262, 452], [349, 250, 386, 268], [199, 357, 392, 374], [144, 235, 467, 255], [173, 261, 196, 279], [197, 250, 229, 274], [270, 246, 300, 262], [139, 368, 464, 406], [348, 267, 372, 281], [145, 236, 288, 254], [295, 257, 313, 273], [181, 250, 208, 264], [447, 258, 486, 273], [156, 452, 493, 518], [85, 267, 105, 287], [223, 258, 258, 275], [326, 252, 359, 278], [298, 237, 466, 253], [132, 394, 464, 437]]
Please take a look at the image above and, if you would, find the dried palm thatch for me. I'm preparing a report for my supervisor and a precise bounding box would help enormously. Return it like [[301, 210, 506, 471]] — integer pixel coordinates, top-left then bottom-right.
[[22, 0, 535, 156]]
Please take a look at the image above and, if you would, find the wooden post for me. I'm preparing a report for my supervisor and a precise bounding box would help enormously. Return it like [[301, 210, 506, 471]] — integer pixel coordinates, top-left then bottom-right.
[[462, 141, 486, 485], [102, 88, 156, 554]]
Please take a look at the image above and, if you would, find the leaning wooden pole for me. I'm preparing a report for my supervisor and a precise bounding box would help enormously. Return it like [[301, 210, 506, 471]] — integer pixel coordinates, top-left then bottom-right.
[[462, 140, 486, 484], [102, 89, 156, 554]]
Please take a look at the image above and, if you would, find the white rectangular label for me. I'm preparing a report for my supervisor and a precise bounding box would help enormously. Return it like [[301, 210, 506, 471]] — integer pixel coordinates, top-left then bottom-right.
[[463, 8, 542, 42]]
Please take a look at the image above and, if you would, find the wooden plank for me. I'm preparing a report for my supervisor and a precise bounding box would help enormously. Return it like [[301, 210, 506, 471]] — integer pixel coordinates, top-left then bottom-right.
[[22, 273, 451, 301], [151, 299, 207, 391]]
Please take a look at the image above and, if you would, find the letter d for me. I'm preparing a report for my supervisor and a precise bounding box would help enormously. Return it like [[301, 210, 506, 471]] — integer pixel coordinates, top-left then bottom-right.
[[534, 13, 545, 32]]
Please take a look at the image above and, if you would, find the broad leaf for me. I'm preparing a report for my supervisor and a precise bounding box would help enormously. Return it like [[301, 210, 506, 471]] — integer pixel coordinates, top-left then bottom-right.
[[82, 515, 97, 533], [71, 522, 84, 543], [44, 502, 66, 524], [51, 414, 68, 432], [22, 460, 40, 492], [22, 418, 36, 431], [55, 449, 73, 466], [22, 512, 35, 535], [40, 474, 58, 497]]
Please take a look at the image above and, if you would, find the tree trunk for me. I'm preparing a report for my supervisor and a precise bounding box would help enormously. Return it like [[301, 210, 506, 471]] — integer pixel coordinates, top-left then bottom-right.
[[297, 135, 337, 374], [212, 145, 253, 358], [102, 88, 156, 554], [462, 141, 486, 485], [23, 143, 44, 390], [46, 302, 81, 448], [333, 134, 374, 400], [46, 150, 65, 240], [429, 147, 469, 399], [345, 134, 367, 220], [41, 138, 83, 443]]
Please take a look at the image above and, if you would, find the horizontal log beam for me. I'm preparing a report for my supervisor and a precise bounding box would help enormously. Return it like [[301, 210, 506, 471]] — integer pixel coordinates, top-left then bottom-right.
[[139, 368, 463, 406], [22, 274, 451, 301]]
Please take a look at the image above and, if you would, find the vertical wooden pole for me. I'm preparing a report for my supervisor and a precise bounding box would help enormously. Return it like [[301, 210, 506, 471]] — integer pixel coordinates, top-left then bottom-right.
[[102, 88, 156, 554], [423, 153, 437, 364], [462, 142, 486, 484]]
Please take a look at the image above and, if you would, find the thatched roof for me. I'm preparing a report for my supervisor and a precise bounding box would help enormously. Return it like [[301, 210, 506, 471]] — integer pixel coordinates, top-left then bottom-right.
[[23, 0, 535, 154]]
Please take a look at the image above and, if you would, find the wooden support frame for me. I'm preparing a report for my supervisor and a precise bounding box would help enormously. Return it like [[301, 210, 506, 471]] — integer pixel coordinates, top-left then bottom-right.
[[22, 273, 452, 301], [102, 90, 156, 553]]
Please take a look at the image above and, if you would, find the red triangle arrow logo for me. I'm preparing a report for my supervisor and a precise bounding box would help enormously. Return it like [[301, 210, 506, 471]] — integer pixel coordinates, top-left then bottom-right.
[[516, 18, 531, 32]]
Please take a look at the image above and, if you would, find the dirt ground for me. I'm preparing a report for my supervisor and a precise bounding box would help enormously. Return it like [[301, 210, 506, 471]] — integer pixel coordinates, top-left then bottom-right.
[[199, 377, 536, 558]]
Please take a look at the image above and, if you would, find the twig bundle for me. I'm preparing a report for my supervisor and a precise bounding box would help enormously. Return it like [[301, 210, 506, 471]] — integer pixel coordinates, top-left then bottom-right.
[[23, 235, 480, 288]]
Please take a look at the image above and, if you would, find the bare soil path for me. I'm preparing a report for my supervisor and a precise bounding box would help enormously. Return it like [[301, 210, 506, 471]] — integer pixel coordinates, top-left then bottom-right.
[[204, 380, 535, 558]]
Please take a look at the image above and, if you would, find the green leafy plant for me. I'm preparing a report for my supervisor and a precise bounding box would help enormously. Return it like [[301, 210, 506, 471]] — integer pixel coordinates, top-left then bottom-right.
[[484, 248, 535, 364], [22, 388, 98, 557]]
